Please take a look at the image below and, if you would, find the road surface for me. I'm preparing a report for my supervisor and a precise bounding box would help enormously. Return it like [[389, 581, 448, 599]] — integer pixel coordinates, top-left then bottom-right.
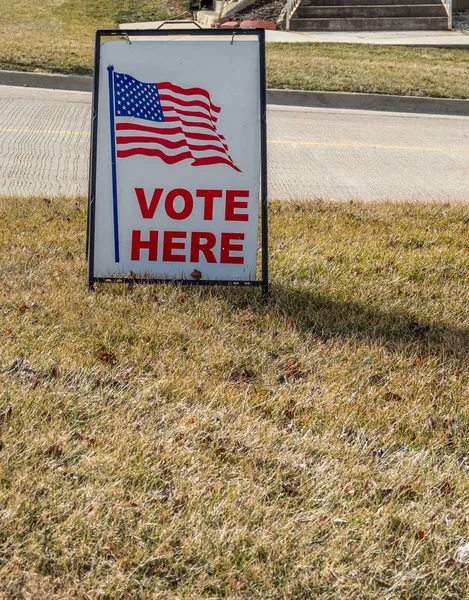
[[1, 85, 468, 202]]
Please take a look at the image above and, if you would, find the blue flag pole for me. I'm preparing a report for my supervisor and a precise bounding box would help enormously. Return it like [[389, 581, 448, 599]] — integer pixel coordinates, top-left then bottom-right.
[[107, 65, 120, 263]]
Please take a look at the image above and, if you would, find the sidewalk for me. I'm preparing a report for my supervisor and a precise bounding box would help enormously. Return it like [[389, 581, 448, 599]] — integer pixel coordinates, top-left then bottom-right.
[[265, 29, 469, 46], [120, 20, 469, 47]]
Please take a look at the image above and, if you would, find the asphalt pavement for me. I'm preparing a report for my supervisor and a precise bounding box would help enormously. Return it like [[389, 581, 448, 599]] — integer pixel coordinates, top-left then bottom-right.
[[1, 84, 468, 202]]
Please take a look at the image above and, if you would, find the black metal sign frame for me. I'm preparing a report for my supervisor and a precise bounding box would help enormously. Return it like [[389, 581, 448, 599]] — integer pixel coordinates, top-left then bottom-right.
[[87, 28, 268, 294]]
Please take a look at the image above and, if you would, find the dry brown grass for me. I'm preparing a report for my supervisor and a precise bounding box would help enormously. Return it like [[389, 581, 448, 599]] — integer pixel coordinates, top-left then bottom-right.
[[1, 197, 469, 598]]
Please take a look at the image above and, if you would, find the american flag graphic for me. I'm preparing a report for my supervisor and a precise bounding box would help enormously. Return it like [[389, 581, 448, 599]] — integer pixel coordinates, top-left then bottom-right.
[[111, 71, 240, 172]]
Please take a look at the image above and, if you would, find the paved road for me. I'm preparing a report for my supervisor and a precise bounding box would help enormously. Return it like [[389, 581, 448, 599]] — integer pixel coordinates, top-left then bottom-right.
[[1, 85, 468, 202]]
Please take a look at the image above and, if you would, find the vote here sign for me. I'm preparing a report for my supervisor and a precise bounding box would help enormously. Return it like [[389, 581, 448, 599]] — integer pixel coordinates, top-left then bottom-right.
[[88, 29, 267, 290]]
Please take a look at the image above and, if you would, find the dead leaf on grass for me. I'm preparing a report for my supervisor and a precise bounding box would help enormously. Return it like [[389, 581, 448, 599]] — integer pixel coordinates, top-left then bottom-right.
[[383, 392, 403, 402], [0, 406, 12, 424], [375, 578, 390, 589], [46, 444, 64, 458], [282, 483, 299, 497], [173, 493, 189, 511], [98, 351, 117, 365], [240, 368, 255, 380], [286, 359, 306, 380], [439, 481, 453, 496], [395, 485, 418, 501]]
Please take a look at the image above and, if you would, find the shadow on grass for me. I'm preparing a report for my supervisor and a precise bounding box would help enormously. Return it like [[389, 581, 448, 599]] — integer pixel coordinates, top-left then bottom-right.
[[261, 283, 469, 365], [0, 60, 92, 76], [99, 279, 469, 366]]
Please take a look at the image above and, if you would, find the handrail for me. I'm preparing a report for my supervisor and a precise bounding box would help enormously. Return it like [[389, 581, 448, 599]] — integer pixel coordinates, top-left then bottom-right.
[[286, 0, 302, 30], [443, 0, 452, 29]]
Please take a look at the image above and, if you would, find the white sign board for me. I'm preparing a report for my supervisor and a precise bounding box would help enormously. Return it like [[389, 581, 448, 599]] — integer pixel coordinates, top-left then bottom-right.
[[88, 29, 267, 291]]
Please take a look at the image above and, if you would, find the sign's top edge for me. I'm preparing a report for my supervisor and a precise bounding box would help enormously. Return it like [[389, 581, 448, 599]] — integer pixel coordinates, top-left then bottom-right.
[[96, 28, 265, 39]]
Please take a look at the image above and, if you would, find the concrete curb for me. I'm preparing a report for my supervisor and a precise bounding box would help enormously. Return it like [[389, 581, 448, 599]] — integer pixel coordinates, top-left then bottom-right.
[[1, 69, 468, 116], [0, 69, 93, 93], [266, 89, 469, 116]]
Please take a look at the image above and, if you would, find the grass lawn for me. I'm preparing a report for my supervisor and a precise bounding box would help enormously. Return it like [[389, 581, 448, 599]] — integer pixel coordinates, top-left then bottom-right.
[[1, 197, 469, 598], [0, 0, 191, 75], [1, 1, 469, 97], [267, 43, 469, 99]]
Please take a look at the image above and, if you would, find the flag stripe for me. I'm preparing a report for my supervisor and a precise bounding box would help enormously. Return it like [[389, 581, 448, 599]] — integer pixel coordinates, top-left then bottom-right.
[[157, 81, 221, 114], [117, 136, 230, 156], [163, 113, 226, 141], [161, 107, 218, 123], [159, 94, 219, 116], [160, 97, 216, 124], [163, 116, 219, 133], [116, 122, 229, 144], [160, 117, 228, 149], [116, 147, 193, 162], [116, 135, 229, 154], [192, 156, 241, 172]]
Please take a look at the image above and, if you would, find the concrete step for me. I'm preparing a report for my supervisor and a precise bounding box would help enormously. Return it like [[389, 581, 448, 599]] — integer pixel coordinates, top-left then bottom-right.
[[215, 0, 239, 14], [300, 0, 443, 5], [296, 4, 447, 18], [196, 9, 219, 26], [289, 16, 449, 29], [214, 0, 250, 16]]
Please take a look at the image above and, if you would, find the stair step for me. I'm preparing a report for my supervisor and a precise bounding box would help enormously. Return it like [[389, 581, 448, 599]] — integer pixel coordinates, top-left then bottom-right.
[[299, 0, 443, 5], [289, 16, 449, 30], [196, 9, 219, 26], [296, 4, 447, 18], [214, 0, 239, 14]]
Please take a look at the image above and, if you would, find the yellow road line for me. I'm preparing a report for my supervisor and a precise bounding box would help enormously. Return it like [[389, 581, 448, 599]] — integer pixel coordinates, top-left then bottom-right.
[[0, 127, 89, 136], [267, 140, 469, 154], [1, 127, 468, 154]]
